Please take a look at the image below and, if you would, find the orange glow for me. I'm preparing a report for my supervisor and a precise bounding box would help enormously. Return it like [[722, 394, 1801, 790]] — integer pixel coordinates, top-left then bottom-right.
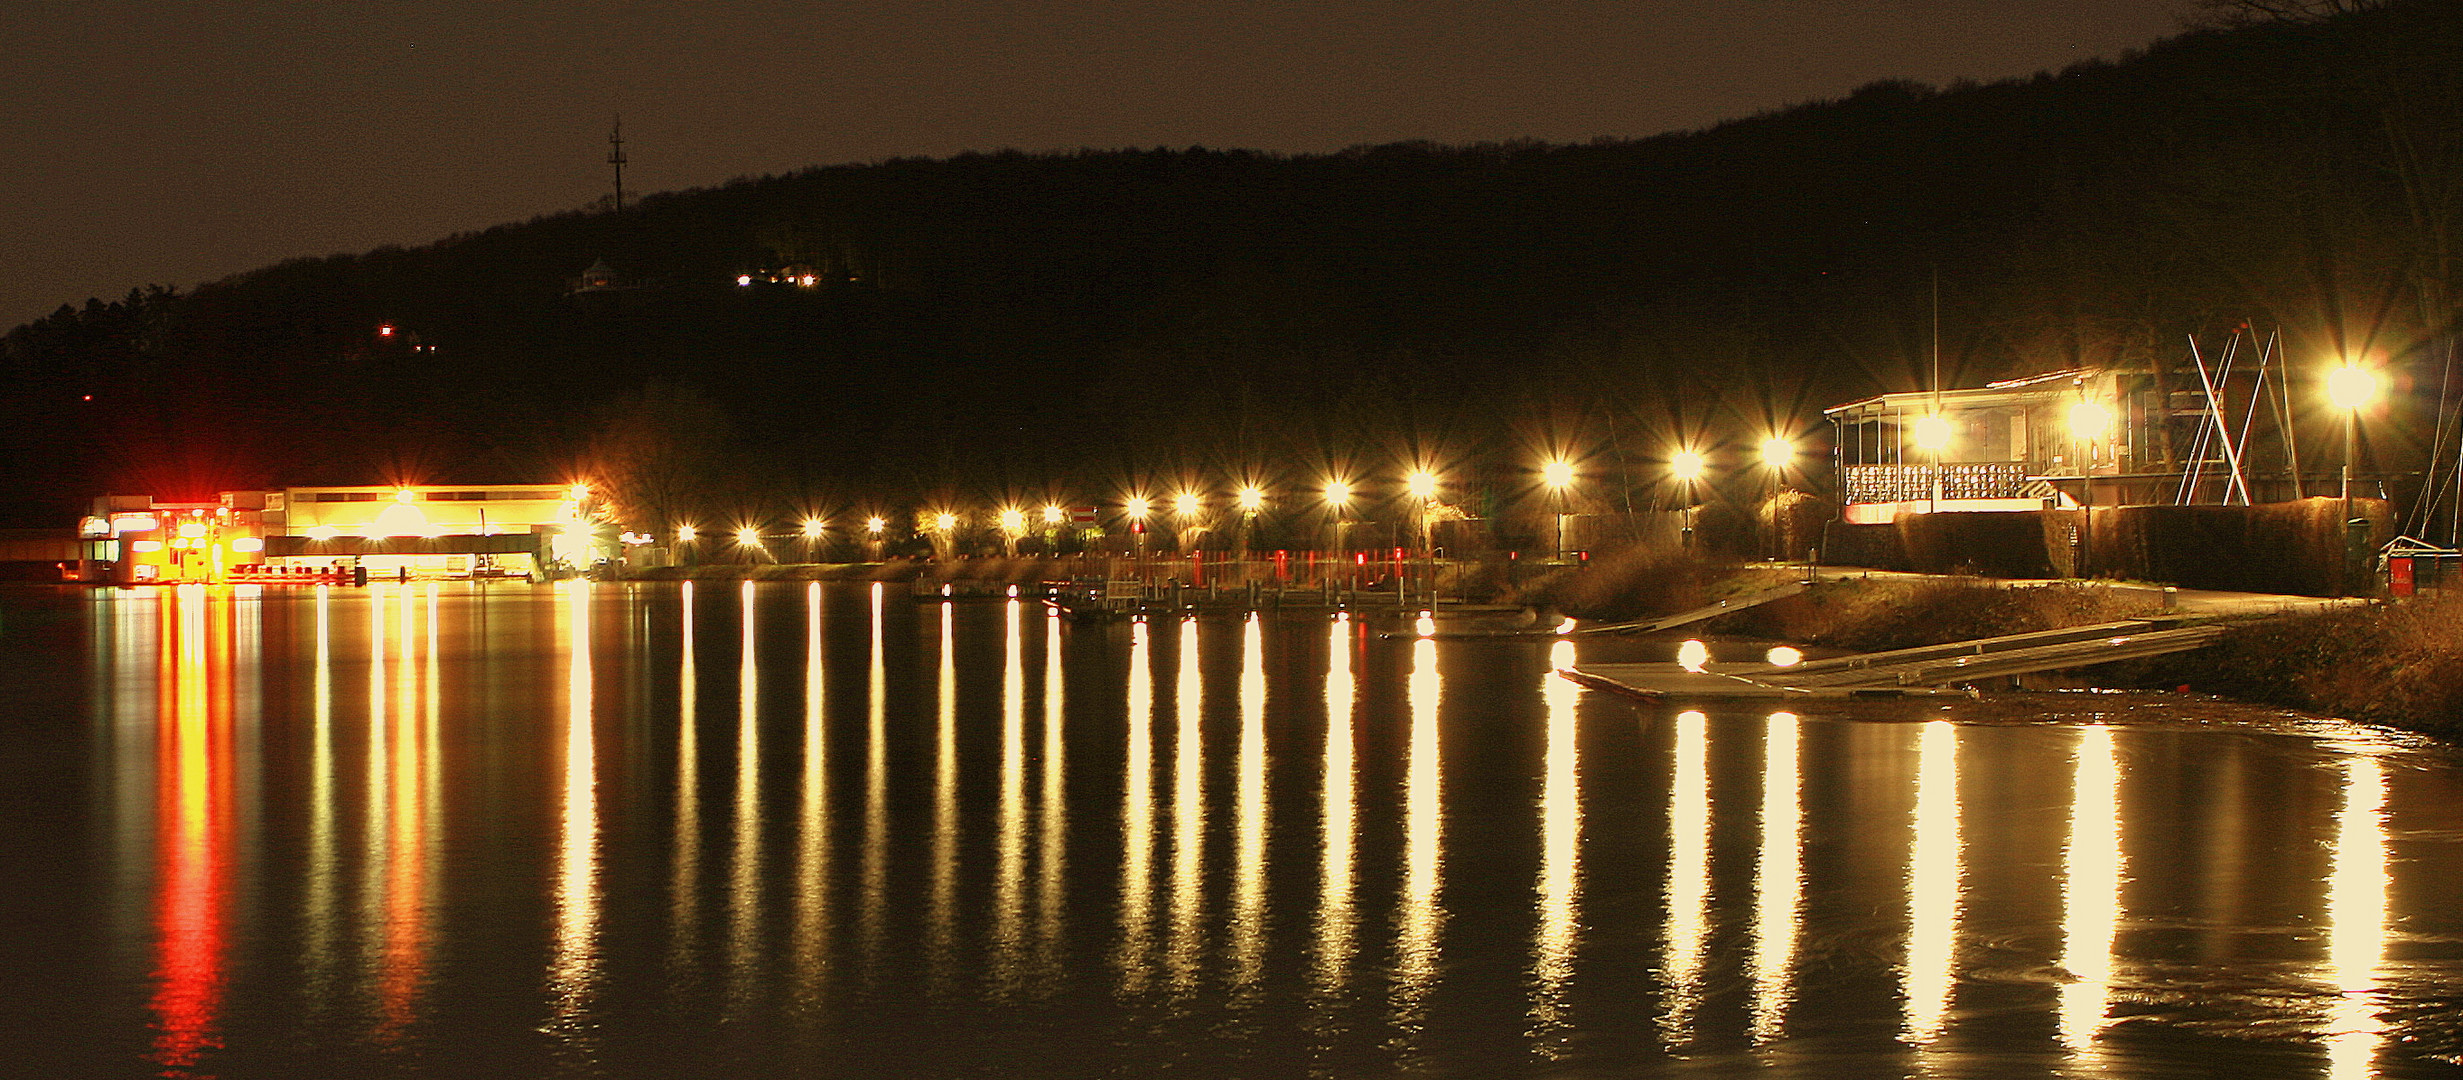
[[150, 587, 233, 1073]]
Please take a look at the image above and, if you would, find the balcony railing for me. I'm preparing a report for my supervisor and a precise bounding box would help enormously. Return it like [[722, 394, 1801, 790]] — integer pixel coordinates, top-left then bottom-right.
[[1843, 462, 2034, 504]]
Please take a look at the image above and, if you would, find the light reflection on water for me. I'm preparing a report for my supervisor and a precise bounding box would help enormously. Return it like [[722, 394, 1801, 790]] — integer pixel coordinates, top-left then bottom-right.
[[31, 581, 2461, 1078]]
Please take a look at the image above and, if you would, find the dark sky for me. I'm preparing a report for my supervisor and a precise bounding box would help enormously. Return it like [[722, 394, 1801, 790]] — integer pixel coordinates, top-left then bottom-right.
[[3, 1, 2190, 328]]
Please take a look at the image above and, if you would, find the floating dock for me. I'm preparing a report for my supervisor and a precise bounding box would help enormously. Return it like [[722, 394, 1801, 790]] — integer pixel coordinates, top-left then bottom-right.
[[1565, 617, 2228, 699]]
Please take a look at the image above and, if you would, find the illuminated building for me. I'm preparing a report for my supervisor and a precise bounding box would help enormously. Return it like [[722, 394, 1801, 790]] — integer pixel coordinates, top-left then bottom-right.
[[81, 484, 607, 584]]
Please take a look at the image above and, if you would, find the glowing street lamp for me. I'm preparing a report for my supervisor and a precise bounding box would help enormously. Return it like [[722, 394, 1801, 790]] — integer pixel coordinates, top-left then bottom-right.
[[2067, 399, 2113, 577], [1231, 485, 1265, 559], [1911, 414, 1953, 512], [1670, 449, 1706, 483], [677, 524, 698, 543], [1125, 495, 1152, 560], [1760, 437, 1796, 560], [2328, 363, 2380, 528], [1324, 478, 1354, 564], [1761, 436, 1794, 469], [998, 507, 1027, 557], [1541, 459, 1575, 560], [1671, 449, 1707, 551], [862, 515, 886, 562], [1405, 469, 1439, 554], [799, 516, 827, 564]]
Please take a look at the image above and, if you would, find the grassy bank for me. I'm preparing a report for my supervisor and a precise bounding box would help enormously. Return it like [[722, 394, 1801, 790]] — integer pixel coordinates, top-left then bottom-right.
[[1716, 576, 2164, 651], [1506, 547, 1779, 621], [2135, 594, 2463, 742]]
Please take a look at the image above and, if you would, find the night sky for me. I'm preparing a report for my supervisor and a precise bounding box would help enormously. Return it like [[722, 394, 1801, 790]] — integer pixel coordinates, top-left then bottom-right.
[[5, 0, 2188, 329]]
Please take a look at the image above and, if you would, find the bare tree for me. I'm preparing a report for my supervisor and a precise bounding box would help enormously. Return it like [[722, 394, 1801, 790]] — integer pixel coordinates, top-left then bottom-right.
[[2196, 0, 2393, 25]]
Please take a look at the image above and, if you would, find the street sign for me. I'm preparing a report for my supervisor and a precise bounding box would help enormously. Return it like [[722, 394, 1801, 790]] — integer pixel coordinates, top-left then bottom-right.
[[1068, 506, 1099, 525]]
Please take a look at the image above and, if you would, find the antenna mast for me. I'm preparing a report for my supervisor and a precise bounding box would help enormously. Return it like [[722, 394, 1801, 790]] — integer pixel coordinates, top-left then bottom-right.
[[608, 116, 628, 212]]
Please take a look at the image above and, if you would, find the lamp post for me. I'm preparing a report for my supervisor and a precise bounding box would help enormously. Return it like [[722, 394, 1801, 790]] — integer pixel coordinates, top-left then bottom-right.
[[999, 508, 1027, 557], [1042, 504, 1065, 554], [1760, 436, 1793, 560], [1235, 485, 1264, 563], [2327, 364, 2379, 593], [1125, 496, 1151, 566], [801, 517, 827, 564], [1671, 449, 1706, 551], [2328, 364, 2377, 514], [1541, 459, 1574, 560], [1912, 414, 1953, 514], [1405, 469, 1438, 555], [863, 516, 885, 562], [1324, 479, 1353, 580], [1172, 491, 1202, 554], [931, 512, 958, 561], [2068, 398, 2112, 578]]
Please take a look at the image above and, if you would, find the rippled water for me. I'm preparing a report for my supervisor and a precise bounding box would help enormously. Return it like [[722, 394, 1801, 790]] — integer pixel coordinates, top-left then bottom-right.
[[5, 581, 2461, 1078]]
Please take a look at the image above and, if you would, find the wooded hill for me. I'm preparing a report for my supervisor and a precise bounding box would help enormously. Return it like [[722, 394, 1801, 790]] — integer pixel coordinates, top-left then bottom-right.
[[7, 1, 2460, 537]]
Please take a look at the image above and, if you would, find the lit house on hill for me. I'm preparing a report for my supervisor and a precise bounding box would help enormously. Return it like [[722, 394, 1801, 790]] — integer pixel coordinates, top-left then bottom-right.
[[1824, 365, 2315, 523]]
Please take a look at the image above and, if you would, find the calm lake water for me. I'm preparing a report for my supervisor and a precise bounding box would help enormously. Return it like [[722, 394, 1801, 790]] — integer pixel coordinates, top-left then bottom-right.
[[4, 581, 2461, 1078]]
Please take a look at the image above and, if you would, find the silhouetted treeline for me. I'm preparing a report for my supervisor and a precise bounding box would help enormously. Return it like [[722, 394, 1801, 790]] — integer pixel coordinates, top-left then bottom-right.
[[8, 0, 2463, 535]]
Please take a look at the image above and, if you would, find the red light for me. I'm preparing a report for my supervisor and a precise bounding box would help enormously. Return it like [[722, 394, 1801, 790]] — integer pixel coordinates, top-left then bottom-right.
[[81, 394, 92, 401], [378, 324, 395, 337]]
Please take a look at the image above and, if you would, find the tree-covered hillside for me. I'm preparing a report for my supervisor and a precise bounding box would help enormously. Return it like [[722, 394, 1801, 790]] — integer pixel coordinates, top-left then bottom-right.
[[7, 0, 2459, 535]]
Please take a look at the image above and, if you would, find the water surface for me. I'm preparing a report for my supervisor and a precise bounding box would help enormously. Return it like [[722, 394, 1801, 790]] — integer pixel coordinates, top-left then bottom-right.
[[4, 581, 2460, 1078]]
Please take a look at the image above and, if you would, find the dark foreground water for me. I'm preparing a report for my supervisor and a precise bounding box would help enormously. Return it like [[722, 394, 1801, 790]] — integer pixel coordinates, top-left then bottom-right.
[[3, 581, 2461, 1079]]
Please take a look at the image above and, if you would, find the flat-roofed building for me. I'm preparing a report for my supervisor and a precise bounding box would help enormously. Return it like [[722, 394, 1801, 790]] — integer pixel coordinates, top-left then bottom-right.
[[83, 483, 608, 584]]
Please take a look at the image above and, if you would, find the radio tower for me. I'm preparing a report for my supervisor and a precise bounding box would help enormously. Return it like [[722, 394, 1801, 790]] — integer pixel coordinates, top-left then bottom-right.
[[607, 116, 628, 212]]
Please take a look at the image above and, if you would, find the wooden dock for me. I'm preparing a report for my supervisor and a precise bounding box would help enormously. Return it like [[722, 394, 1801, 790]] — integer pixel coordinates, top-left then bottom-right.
[[1401, 579, 1808, 640], [1566, 617, 2227, 699]]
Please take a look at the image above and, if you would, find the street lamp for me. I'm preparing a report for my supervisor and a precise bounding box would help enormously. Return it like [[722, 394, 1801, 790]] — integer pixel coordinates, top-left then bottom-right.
[[735, 525, 765, 564], [1760, 436, 1794, 560], [863, 515, 886, 562], [1541, 459, 1574, 560], [1671, 449, 1706, 551], [1042, 504, 1065, 554], [2328, 364, 2380, 587], [1324, 478, 1353, 567], [2067, 399, 2112, 577], [2328, 364, 2378, 503], [1912, 414, 1953, 512], [1405, 469, 1438, 554], [801, 516, 827, 563], [998, 507, 1026, 556], [1125, 495, 1151, 562]]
